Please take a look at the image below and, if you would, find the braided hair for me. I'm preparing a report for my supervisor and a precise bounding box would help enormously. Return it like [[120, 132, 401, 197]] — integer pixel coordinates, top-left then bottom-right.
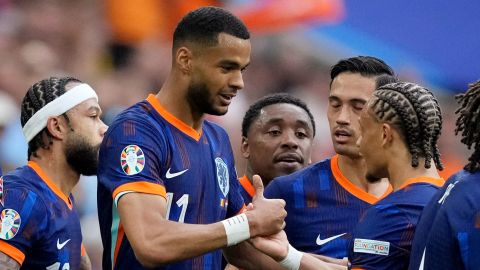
[[367, 82, 443, 170], [455, 80, 480, 172], [21, 76, 82, 158]]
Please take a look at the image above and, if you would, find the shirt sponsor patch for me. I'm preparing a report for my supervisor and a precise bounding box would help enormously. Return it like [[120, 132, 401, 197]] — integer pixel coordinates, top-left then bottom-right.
[[353, 238, 390, 256]]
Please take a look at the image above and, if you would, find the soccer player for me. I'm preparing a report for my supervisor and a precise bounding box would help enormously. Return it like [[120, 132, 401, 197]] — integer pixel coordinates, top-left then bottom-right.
[[263, 56, 393, 259], [238, 93, 316, 203], [250, 81, 445, 270], [347, 81, 445, 269], [97, 6, 286, 270], [0, 77, 107, 269], [413, 80, 480, 270]]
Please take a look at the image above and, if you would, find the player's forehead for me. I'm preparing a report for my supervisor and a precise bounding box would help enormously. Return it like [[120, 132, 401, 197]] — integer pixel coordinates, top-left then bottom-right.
[[67, 98, 101, 115], [256, 103, 311, 127], [201, 33, 251, 65], [329, 72, 376, 101]]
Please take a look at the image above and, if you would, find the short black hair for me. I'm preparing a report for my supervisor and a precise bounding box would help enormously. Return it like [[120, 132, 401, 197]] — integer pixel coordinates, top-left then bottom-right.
[[455, 80, 480, 172], [242, 93, 316, 137], [21, 76, 82, 158], [330, 56, 394, 86], [173, 6, 250, 50]]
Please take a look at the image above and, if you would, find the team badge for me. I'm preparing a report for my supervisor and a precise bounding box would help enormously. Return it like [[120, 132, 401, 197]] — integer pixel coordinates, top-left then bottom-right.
[[215, 157, 229, 197], [121, 145, 145, 175], [0, 177, 4, 206], [0, 209, 21, 240]]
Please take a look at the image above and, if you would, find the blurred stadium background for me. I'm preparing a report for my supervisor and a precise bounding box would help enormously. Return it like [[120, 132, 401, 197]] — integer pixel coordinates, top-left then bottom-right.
[[0, 0, 478, 268]]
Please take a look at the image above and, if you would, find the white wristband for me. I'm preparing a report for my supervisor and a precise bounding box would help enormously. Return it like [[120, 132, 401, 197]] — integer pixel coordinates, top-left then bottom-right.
[[279, 244, 303, 270], [221, 213, 250, 246]]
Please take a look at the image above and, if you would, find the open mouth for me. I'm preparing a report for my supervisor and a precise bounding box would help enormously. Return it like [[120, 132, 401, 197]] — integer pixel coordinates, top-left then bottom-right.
[[218, 93, 236, 105], [334, 129, 352, 142]]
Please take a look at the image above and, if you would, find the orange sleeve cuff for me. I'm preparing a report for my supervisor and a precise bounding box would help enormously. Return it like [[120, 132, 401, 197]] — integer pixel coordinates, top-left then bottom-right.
[[113, 181, 167, 204], [0, 240, 25, 265]]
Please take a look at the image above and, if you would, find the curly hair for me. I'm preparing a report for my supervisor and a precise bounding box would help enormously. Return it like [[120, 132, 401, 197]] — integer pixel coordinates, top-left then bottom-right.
[[368, 82, 443, 170], [454, 80, 480, 172]]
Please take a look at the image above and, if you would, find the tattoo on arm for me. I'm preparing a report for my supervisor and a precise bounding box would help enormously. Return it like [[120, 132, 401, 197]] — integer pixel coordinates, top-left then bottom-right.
[[0, 252, 20, 270]]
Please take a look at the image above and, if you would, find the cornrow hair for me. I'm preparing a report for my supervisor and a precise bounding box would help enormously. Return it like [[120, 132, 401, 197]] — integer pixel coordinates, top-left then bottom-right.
[[368, 82, 443, 170], [242, 93, 316, 137], [21, 76, 82, 158], [454, 80, 480, 172]]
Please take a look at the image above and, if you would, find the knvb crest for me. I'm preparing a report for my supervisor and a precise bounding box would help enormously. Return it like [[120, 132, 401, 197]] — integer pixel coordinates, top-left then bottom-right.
[[215, 157, 229, 197]]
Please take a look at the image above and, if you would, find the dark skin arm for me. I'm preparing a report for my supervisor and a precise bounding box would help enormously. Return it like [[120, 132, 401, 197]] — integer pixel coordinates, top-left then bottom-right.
[[117, 175, 286, 268]]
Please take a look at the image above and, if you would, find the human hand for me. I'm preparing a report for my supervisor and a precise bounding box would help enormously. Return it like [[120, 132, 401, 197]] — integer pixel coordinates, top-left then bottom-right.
[[249, 230, 289, 262], [245, 175, 286, 237]]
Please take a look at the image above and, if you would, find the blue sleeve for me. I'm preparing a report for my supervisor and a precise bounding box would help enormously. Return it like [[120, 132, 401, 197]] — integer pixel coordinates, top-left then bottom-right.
[[423, 181, 480, 270], [97, 118, 167, 205], [422, 206, 463, 269], [225, 139, 245, 217], [0, 186, 48, 264], [226, 165, 245, 217], [264, 178, 283, 199], [349, 205, 412, 270]]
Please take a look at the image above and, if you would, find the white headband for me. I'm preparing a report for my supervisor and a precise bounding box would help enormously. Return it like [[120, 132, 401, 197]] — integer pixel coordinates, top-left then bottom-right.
[[22, 83, 98, 142]]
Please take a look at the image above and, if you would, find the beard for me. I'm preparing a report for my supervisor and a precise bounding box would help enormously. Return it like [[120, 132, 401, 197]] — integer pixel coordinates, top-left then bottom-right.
[[186, 81, 225, 116], [65, 133, 100, 176]]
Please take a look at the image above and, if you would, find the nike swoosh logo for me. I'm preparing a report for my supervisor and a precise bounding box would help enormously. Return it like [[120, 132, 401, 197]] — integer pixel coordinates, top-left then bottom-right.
[[165, 168, 188, 179], [316, 233, 346, 246], [57, 239, 71, 250]]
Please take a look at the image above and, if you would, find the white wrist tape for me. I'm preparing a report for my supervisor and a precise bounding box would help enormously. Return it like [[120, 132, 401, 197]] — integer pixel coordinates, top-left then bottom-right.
[[279, 244, 303, 270], [221, 213, 250, 246], [22, 83, 98, 142]]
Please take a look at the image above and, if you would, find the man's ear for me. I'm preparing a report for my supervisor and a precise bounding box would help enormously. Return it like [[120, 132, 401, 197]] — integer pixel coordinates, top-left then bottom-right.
[[45, 116, 67, 140], [175, 46, 193, 75], [240, 136, 250, 159], [381, 123, 394, 147]]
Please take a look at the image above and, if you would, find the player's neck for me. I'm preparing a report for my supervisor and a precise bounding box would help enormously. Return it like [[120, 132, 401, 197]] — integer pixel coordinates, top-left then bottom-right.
[[156, 76, 205, 133], [337, 154, 369, 190], [337, 154, 388, 196], [245, 166, 271, 187], [30, 151, 80, 197], [387, 157, 441, 191]]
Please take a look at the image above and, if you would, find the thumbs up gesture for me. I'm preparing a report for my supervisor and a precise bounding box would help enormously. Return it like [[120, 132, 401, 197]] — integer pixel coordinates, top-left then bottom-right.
[[245, 175, 287, 237]]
